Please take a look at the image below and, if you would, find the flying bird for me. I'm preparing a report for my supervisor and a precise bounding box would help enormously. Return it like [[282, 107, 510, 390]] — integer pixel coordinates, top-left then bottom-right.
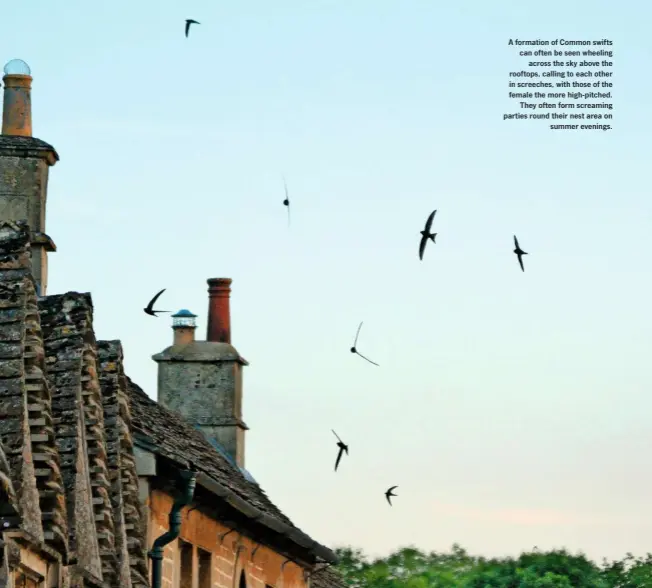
[[185, 19, 200, 37], [282, 177, 290, 226], [144, 289, 170, 317], [385, 486, 398, 506], [513, 235, 528, 272], [332, 430, 349, 472], [350, 322, 379, 366], [418, 210, 437, 260]]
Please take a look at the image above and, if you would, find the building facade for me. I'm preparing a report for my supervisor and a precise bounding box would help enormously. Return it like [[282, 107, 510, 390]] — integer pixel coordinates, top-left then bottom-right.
[[0, 59, 345, 588]]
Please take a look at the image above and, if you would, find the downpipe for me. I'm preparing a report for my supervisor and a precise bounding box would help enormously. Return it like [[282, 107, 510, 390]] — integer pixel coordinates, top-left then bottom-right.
[[148, 470, 197, 588]]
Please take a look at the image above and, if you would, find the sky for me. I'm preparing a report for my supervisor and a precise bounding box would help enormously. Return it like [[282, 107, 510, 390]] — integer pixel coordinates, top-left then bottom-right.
[[2, 0, 651, 566]]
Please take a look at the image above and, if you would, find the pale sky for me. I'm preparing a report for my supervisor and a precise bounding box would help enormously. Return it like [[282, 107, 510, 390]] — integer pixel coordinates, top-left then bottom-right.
[[3, 0, 651, 566]]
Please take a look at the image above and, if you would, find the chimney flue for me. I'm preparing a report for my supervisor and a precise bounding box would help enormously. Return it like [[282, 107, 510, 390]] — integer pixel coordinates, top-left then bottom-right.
[[207, 278, 232, 344], [172, 309, 197, 346], [2, 59, 33, 137]]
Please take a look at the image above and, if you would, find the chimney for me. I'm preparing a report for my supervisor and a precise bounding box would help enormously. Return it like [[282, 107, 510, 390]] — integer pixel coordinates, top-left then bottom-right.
[[207, 278, 232, 343], [2, 59, 33, 137], [153, 279, 249, 469], [171, 309, 197, 346], [0, 59, 58, 297]]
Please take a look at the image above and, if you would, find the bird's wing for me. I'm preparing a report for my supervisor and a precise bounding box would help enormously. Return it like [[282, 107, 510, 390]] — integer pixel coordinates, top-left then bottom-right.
[[353, 322, 363, 346], [334, 447, 344, 471], [518, 255, 525, 272], [424, 210, 437, 233], [388, 485, 398, 493], [356, 351, 379, 367], [285, 179, 291, 227], [418, 234, 428, 260], [185, 21, 190, 36], [146, 289, 166, 311], [386, 493, 392, 506], [331, 429, 342, 443], [514, 235, 519, 248]]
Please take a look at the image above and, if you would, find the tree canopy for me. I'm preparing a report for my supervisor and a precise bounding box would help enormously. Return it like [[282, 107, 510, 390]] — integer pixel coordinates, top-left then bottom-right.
[[333, 544, 652, 587]]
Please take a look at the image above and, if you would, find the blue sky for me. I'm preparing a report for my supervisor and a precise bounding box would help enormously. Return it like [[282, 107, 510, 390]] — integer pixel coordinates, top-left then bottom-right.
[[3, 0, 651, 564]]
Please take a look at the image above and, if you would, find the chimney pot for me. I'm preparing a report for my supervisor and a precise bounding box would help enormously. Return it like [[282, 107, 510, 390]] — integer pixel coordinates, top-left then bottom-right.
[[2, 59, 33, 137], [172, 309, 197, 346], [207, 278, 232, 344]]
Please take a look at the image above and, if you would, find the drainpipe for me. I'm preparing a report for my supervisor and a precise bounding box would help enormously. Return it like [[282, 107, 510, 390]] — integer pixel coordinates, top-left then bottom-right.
[[148, 470, 197, 588]]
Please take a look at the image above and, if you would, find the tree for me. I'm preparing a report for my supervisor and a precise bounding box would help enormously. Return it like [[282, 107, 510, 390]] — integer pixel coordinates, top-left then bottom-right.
[[333, 544, 652, 587], [601, 553, 652, 587]]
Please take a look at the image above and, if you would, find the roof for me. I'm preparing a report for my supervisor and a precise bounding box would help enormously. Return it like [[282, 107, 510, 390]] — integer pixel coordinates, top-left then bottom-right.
[[126, 378, 337, 565], [311, 567, 348, 588], [0, 135, 59, 163], [0, 440, 17, 520], [172, 309, 197, 317], [127, 377, 291, 522]]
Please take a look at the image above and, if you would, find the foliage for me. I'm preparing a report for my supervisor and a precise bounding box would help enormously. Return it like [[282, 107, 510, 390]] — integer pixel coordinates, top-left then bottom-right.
[[333, 544, 652, 587]]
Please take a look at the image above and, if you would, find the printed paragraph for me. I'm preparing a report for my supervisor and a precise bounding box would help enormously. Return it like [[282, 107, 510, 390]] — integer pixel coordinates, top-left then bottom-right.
[[503, 38, 614, 131]]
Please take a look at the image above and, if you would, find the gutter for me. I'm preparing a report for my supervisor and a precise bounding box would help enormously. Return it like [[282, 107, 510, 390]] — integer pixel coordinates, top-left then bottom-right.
[[194, 472, 338, 564], [148, 470, 197, 588]]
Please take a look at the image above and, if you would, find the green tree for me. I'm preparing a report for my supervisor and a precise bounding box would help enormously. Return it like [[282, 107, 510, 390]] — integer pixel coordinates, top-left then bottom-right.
[[601, 553, 652, 587], [333, 544, 652, 587]]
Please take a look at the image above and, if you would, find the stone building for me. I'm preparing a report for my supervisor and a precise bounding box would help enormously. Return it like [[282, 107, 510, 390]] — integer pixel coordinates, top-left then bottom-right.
[[0, 59, 345, 588]]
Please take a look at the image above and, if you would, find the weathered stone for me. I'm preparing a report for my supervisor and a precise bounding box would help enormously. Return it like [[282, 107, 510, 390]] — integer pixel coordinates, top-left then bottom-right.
[[0, 252, 30, 270], [0, 268, 32, 282], [0, 342, 22, 360], [98, 340, 148, 587], [0, 359, 23, 378], [0, 221, 30, 253], [0, 309, 25, 324], [40, 293, 111, 581], [0, 379, 22, 397]]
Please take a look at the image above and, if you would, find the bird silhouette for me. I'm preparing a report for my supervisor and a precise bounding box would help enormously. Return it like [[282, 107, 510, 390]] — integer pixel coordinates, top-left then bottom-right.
[[385, 486, 398, 506], [185, 19, 200, 37], [513, 235, 528, 272], [282, 177, 290, 227], [350, 322, 379, 366], [144, 289, 170, 317], [419, 210, 437, 260], [332, 430, 349, 471]]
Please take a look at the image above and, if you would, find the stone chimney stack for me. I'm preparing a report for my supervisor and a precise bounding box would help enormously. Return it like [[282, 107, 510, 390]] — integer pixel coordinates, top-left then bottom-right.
[[0, 59, 58, 296], [153, 279, 249, 469], [207, 278, 232, 344]]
